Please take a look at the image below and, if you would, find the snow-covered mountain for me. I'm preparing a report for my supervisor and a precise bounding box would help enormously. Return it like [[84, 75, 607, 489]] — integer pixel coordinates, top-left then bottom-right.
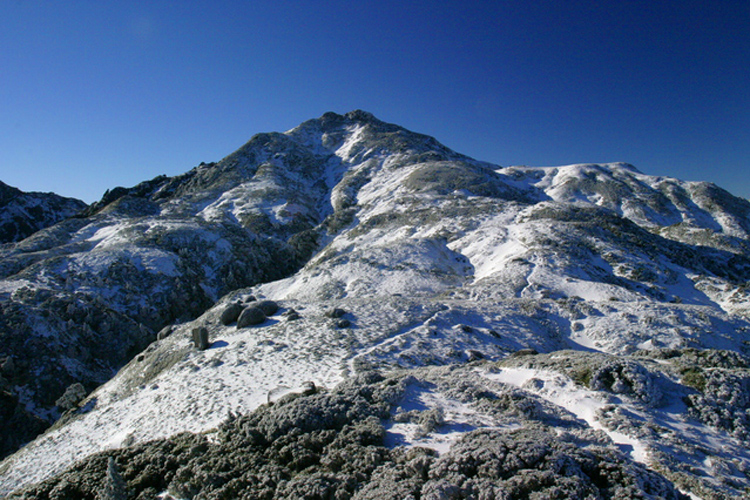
[[0, 181, 86, 244], [2, 111, 750, 499]]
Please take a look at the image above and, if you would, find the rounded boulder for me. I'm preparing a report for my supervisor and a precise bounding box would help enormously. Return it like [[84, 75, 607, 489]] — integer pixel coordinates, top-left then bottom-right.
[[220, 303, 244, 326], [237, 306, 267, 328]]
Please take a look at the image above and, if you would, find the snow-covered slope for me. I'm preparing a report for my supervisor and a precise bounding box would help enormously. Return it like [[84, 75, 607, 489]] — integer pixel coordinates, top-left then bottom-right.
[[2, 111, 750, 498], [0, 180, 86, 244]]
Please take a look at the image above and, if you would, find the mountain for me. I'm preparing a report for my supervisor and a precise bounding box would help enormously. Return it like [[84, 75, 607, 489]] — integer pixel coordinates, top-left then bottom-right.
[[2, 111, 750, 499], [0, 181, 86, 244]]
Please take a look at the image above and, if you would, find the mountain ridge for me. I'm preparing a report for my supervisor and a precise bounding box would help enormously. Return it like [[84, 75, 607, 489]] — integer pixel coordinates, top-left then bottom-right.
[[1, 111, 750, 498], [0, 180, 87, 244]]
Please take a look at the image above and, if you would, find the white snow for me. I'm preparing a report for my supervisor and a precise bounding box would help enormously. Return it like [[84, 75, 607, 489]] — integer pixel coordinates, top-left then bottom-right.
[[480, 367, 650, 463], [384, 380, 519, 455]]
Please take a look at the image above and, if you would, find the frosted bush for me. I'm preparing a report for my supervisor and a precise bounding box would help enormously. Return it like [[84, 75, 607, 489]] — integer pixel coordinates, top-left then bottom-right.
[[685, 369, 750, 440], [55, 382, 87, 411], [589, 360, 663, 406], [12, 369, 687, 500]]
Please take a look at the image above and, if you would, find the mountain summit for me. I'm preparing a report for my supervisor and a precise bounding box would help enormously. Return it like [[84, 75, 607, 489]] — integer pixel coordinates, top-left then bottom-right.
[[1, 112, 749, 498]]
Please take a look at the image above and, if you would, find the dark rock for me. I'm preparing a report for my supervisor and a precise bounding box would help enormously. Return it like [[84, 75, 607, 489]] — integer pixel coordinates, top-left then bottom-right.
[[302, 381, 317, 395], [191, 327, 209, 350], [156, 326, 173, 340], [256, 300, 279, 317], [220, 303, 244, 326], [336, 319, 351, 328], [285, 310, 301, 321], [466, 350, 484, 361], [237, 306, 266, 328], [0, 180, 87, 243], [509, 348, 539, 358], [326, 308, 347, 318]]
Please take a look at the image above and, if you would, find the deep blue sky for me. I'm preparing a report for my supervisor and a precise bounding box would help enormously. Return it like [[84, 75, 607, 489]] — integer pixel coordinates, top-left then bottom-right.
[[2, 1, 749, 203]]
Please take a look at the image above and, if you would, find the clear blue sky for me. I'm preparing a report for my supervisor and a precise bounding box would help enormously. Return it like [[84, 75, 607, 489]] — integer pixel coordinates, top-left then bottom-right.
[[2, 1, 749, 203]]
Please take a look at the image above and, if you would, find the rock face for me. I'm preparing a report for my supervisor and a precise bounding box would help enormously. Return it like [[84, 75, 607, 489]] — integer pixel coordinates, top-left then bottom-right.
[[0, 180, 86, 243], [2, 111, 750, 498]]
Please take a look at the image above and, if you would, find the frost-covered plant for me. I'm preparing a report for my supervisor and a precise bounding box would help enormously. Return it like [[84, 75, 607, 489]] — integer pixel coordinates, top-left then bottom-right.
[[685, 369, 750, 440], [55, 382, 87, 411], [96, 457, 128, 500], [589, 360, 663, 406], [11, 369, 688, 500]]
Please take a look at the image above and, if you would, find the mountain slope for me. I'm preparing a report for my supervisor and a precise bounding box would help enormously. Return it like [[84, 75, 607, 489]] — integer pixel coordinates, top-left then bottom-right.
[[0, 110, 484, 460], [0, 181, 86, 244], [2, 111, 750, 498]]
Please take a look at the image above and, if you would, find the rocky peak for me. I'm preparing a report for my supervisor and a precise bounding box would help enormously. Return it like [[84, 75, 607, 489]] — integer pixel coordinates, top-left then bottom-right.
[[0, 180, 87, 243]]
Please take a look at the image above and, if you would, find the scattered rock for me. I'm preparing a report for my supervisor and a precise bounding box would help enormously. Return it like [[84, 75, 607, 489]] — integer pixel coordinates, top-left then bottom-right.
[[326, 308, 347, 319], [157, 326, 173, 340], [301, 381, 317, 395], [465, 349, 484, 361], [191, 327, 209, 350], [256, 300, 279, 317], [284, 308, 301, 321], [509, 348, 539, 358], [220, 303, 244, 326], [237, 306, 266, 328]]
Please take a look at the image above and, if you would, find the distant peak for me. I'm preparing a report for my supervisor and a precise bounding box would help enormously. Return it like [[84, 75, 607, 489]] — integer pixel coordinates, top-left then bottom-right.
[[318, 110, 381, 126], [611, 162, 641, 173], [344, 109, 378, 122]]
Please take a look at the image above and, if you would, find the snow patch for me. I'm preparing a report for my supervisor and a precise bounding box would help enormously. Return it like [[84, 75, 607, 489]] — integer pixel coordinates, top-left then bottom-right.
[[480, 367, 650, 463]]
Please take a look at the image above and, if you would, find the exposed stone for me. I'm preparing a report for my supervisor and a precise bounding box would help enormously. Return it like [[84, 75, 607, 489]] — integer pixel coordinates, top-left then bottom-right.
[[191, 327, 209, 350], [466, 349, 484, 361], [326, 308, 347, 319], [219, 303, 244, 326], [509, 348, 539, 358], [256, 300, 279, 317], [336, 319, 351, 328], [237, 306, 266, 328], [301, 381, 317, 395], [284, 308, 301, 321], [157, 326, 173, 341]]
